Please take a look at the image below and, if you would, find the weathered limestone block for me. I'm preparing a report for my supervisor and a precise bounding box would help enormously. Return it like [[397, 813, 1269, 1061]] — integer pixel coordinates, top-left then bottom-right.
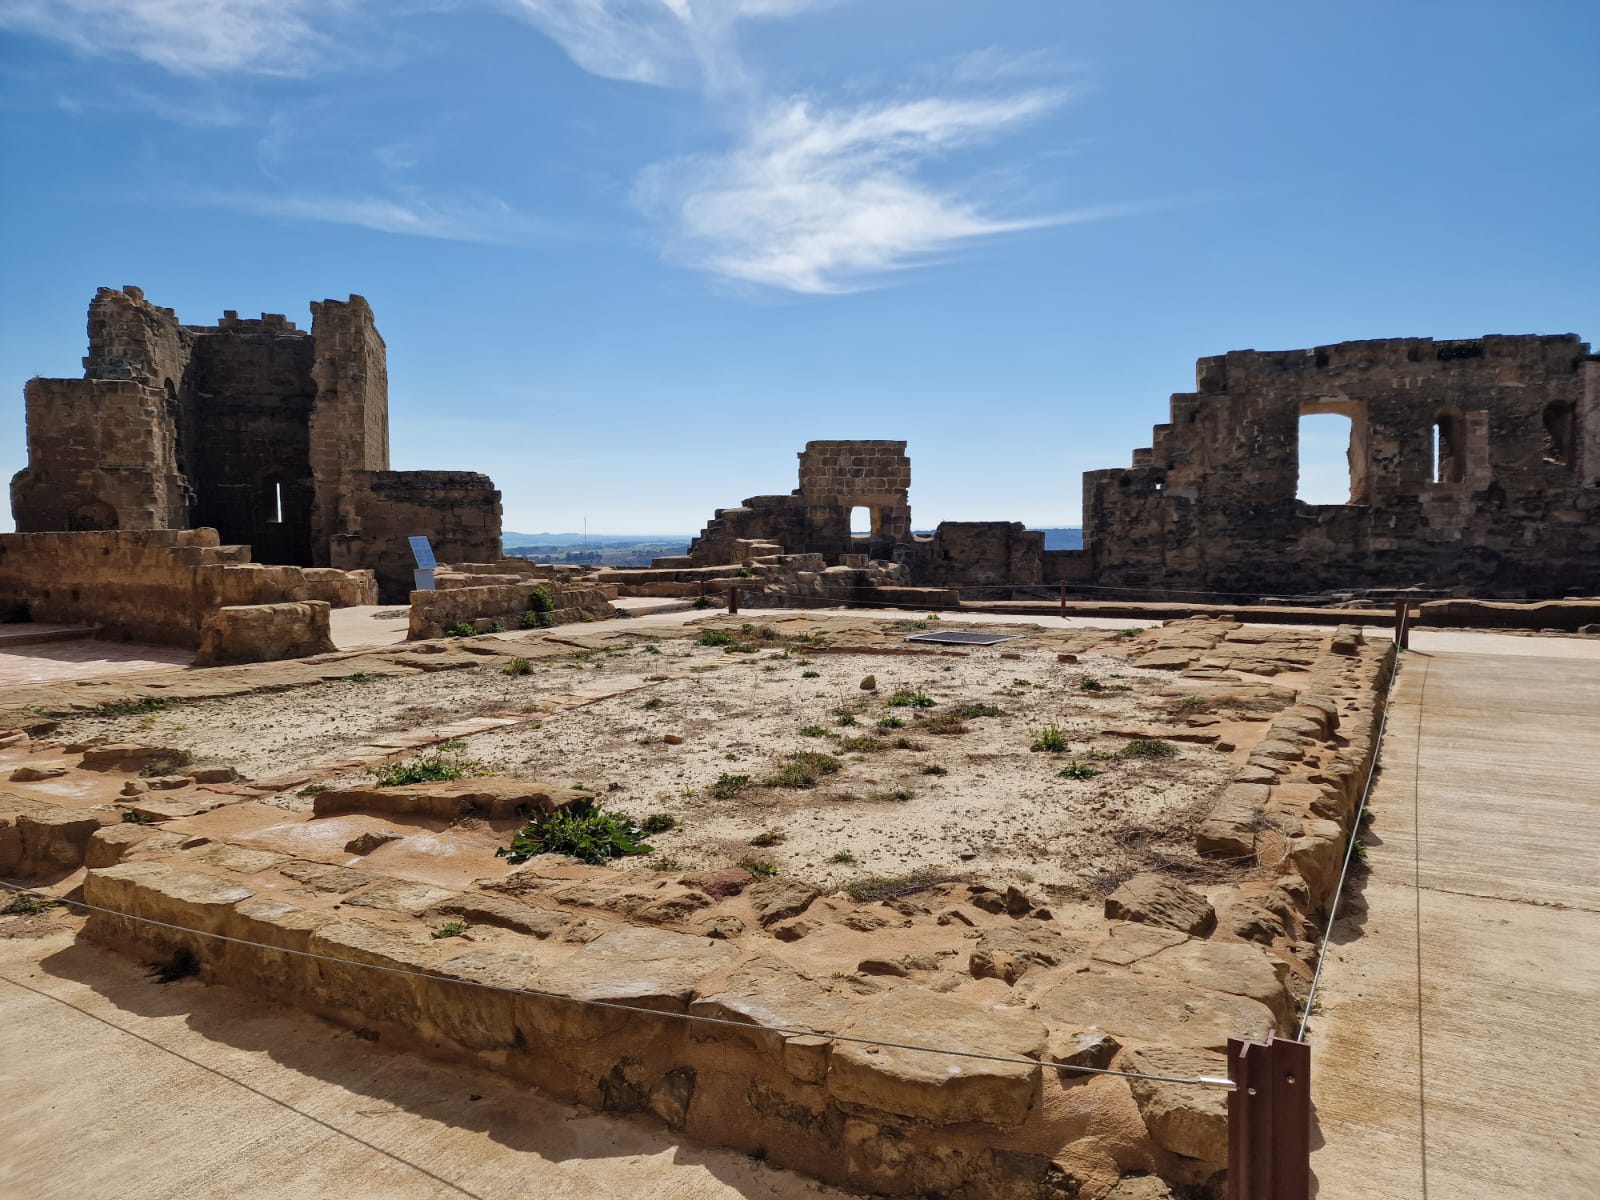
[[1036, 971, 1274, 1050], [193, 601, 336, 667], [85, 822, 185, 868], [15, 805, 103, 870], [306, 918, 436, 1026], [1133, 940, 1294, 1025], [1122, 1047, 1230, 1165], [537, 926, 740, 1014], [827, 988, 1046, 1129], [748, 878, 820, 926], [424, 892, 570, 938], [313, 777, 585, 821], [1103, 875, 1217, 936], [690, 954, 855, 1060], [1195, 782, 1267, 857], [79, 743, 192, 772], [428, 948, 547, 1051]]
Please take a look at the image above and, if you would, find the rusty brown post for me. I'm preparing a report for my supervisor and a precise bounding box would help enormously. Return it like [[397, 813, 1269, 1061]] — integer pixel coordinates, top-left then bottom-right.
[[728, 585, 739, 615], [1393, 599, 1410, 650], [1059, 581, 1068, 619], [1227, 1035, 1311, 1200]]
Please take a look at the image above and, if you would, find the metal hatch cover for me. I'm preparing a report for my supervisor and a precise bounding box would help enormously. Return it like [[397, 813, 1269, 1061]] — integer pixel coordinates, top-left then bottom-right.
[[903, 631, 1021, 646]]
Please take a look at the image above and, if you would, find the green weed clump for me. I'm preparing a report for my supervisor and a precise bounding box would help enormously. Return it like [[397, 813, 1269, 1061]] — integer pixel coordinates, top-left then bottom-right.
[[886, 689, 936, 709], [496, 800, 653, 865], [347, 672, 379, 683], [711, 773, 752, 800], [1119, 738, 1177, 759], [2, 891, 60, 916], [502, 657, 533, 676], [1031, 725, 1071, 753], [953, 703, 1003, 719], [1077, 677, 1104, 692], [749, 829, 785, 847], [837, 736, 888, 754], [698, 630, 736, 647], [736, 855, 778, 879], [764, 751, 842, 789], [801, 670, 821, 679], [798, 725, 828, 738], [443, 622, 477, 638], [640, 812, 679, 833], [520, 610, 554, 629], [876, 715, 905, 730], [432, 921, 468, 939], [844, 869, 948, 903], [94, 696, 168, 717], [1059, 763, 1100, 780], [372, 741, 483, 787]]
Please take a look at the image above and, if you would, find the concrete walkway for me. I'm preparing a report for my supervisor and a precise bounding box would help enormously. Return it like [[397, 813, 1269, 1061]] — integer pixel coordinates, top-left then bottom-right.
[[1308, 636, 1600, 1198], [0, 930, 851, 1200]]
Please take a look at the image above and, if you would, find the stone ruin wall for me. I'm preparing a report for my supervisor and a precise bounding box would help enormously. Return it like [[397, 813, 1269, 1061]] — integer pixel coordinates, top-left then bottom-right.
[[0, 529, 375, 648], [11, 287, 502, 604], [682, 335, 1598, 600], [1081, 334, 1600, 597]]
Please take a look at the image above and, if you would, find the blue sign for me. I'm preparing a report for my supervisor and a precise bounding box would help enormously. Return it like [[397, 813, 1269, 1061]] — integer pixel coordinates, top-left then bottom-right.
[[408, 536, 437, 569]]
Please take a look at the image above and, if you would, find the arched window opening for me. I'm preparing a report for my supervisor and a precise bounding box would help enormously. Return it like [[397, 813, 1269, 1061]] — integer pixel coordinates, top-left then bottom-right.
[[1432, 412, 1464, 484], [1543, 401, 1575, 467]]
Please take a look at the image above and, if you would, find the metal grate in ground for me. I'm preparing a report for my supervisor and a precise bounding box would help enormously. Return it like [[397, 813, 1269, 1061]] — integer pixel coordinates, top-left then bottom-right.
[[903, 631, 1021, 646]]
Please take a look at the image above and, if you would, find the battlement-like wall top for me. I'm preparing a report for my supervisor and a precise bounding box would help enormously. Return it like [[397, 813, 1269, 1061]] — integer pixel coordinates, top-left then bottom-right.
[[1195, 333, 1589, 393], [799, 440, 908, 456], [208, 311, 303, 335]]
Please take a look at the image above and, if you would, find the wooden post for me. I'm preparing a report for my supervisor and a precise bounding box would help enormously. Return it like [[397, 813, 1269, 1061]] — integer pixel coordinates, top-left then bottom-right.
[[1059, 582, 1068, 619], [728, 586, 739, 615], [1227, 1036, 1311, 1200]]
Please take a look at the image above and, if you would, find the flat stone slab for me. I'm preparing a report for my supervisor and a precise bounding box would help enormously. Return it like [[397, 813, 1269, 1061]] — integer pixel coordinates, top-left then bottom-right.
[[1133, 939, 1294, 1024], [313, 777, 586, 821], [536, 926, 739, 1012], [691, 954, 855, 1056], [343, 878, 460, 915], [828, 986, 1046, 1128], [1036, 969, 1275, 1050], [278, 860, 376, 894]]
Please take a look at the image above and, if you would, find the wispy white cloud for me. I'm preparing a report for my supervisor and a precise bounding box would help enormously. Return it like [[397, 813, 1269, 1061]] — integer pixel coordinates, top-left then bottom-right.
[[0, 0, 340, 76], [194, 189, 558, 245], [500, 0, 830, 90], [637, 90, 1075, 293]]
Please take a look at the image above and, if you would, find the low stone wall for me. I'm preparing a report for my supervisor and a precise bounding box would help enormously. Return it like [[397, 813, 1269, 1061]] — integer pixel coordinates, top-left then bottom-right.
[[194, 601, 337, 668], [0, 529, 376, 647], [1417, 597, 1600, 631], [407, 581, 615, 639]]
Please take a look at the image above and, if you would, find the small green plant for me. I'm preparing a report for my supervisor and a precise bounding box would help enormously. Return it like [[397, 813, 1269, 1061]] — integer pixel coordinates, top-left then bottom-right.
[[372, 741, 483, 787], [692, 596, 714, 609], [876, 714, 906, 730], [298, 782, 330, 796], [642, 643, 662, 655], [1118, 627, 1144, 639], [953, 702, 1002, 719], [872, 788, 913, 803], [502, 657, 533, 676], [1352, 837, 1369, 864], [1012, 678, 1032, 688], [918, 711, 969, 735], [801, 669, 821, 679], [496, 799, 653, 865], [443, 622, 477, 638], [1031, 725, 1071, 753], [2, 891, 60, 916], [798, 725, 827, 738], [834, 712, 858, 727], [886, 689, 936, 709], [829, 850, 856, 864], [528, 584, 556, 614], [736, 855, 778, 880], [1078, 677, 1104, 692], [710, 773, 752, 800], [1173, 695, 1209, 713], [486, 619, 506, 634], [94, 696, 168, 717], [641, 696, 666, 711], [1087, 749, 1118, 761], [520, 610, 554, 629], [347, 672, 379, 683], [120, 810, 154, 824], [764, 751, 843, 789], [650, 853, 683, 871], [640, 812, 679, 834], [749, 828, 785, 848], [698, 630, 736, 647], [838, 735, 887, 753], [1119, 738, 1177, 759], [432, 920, 468, 939], [1059, 762, 1100, 780], [921, 764, 948, 776], [844, 869, 948, 903]]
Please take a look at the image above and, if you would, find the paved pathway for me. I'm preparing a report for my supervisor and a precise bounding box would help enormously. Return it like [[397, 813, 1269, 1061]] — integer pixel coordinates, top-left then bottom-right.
[[1308, 636, 1600, 1198], [0, 931, 851, 1200]]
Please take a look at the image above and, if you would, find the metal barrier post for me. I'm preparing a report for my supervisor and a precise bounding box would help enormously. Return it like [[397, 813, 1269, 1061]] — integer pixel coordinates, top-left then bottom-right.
[[1393, 600, 1410, 650], [1227, 1035, 1311, 1200], [1059, 582, 1068, 619], [728, 585, 739, 615]]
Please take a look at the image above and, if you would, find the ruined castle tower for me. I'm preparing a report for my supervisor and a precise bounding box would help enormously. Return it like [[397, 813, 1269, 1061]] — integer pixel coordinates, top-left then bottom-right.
[[11, 286, 502, 600]]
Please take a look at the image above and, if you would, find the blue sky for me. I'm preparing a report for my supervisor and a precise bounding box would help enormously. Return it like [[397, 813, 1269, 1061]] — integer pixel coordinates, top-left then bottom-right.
[[2, 1, 1596, 535]]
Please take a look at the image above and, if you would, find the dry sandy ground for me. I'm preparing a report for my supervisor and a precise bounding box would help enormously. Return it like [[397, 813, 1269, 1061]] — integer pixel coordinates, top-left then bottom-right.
[[51, 620, 1255, 896]]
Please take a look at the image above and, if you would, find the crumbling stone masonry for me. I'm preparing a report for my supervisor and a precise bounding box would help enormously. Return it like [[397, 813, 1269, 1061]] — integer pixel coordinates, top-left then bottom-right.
[[11, 287, 503, 601], [683, 335, 1599, 599], [1073, 334, 1600, 596]]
